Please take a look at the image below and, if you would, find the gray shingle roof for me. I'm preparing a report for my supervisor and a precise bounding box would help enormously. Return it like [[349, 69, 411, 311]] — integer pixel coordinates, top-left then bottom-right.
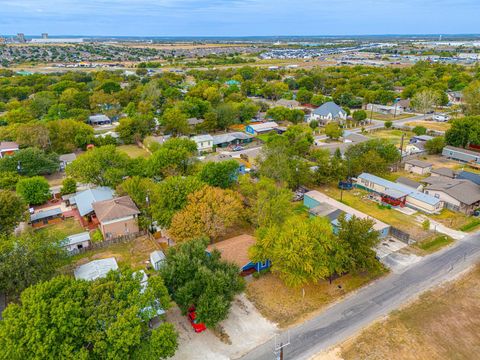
[[431, 167, 456, 178], [426, 179, 480, 205], [396, 177, 421, 189], [313, 102, 346, 117], [405, 159, 432, 168], [30, 207, 62, 222]]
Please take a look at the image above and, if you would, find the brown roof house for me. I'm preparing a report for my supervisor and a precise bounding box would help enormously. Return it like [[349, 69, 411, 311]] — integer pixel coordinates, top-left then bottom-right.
[[92, 196, 140, 239], [206, 234, 270, 276]]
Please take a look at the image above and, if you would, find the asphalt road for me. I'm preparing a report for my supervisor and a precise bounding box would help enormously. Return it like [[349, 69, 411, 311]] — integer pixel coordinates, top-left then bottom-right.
[[239, 232, 480, 360]]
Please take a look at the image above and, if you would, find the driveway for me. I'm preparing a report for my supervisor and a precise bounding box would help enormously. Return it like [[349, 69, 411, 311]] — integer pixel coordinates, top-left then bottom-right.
[[240, 231, 480, 360], [169, 294, 277, 360]]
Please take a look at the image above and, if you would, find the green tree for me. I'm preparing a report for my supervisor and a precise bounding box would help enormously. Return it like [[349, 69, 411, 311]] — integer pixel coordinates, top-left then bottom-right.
[[463, 80, 480, 115], [412, 125, 427, 136], [117, 115, 155, 144], [16, 176, 50, 205], [0, 190, 25, 234], [352, 110, 367, 122], [384, 120, 393, 129], [296, 88, 313, 104], [0, 148, 59, 176], [66, 145, 132, 187], [161, 107, 190, 135], [0, 231, 67, 297], [425, 136, 446, 154], [60, 177, 77, 195], [325, 122, 343, 140], [445, 116, 480, 148], [160, 239, 245, 328], [345, 139, 400, 176], [412, 89, 439, 115], [146, 139, 197, 179], [198, 160, 240, 189], [0, 269, 177, 359]]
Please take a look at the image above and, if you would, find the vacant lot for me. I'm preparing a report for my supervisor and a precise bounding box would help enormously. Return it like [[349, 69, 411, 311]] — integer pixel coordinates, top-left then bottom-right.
[[414, 234, 454, 254], [368, 129, 414, 146], [117, 144, 151, 158], [430, 208, 480, 231], [369, 112, 413, 121], [246, 270, 384, 328], [341, 266, 480, 360], [405, 121, 451, 132]]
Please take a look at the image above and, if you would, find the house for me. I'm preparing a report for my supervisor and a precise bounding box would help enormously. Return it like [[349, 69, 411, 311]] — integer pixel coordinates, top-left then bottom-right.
[[212, 132, 253, 148], [304, 190, 390, 238], [245, 121, 281, 135], [191, 134, 214, 153], [366, 103, 404, 115], [404, 159, 432, 175], [92, 196, 140, 239], [397, 99, 412, 112], [74, 257, 118, 281], [0, 141, 19, 158], [150, 250, 166, 271], [457, 170, 480, 185], [275, 99, 300, 109], [442, 145, 480, 164], [30, 207, 63, 228], [64, 232, 91, 253], [422, 177, 480, 214], [59, 153, 77, 171], [88, 114, 112, 125], [431, 167, 457, 179], [206, 234, 270, 275], [355, 173, 443, 214], [72, 187, 115, 217], [410, 135, 434, 143], [447, 91, 463, 105], [307, 102, 347, 124], [433, 113, 450, 122], [396, 177, 422, 191]]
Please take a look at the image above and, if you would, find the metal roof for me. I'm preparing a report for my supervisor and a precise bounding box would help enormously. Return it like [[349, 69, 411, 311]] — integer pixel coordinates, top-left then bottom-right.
[[248, 121, 279, 131], [74, 257, 118, 281], [457, 171, 480, 185], [30, 207, 62, 222], [405, 159, 432, 168], [150, 250, 166, 264], [191, 134, 214, 143], [73, 187, 115, 216], [212, 132, 252, 145], [65, 232, 90, 246], [358, 173, 441, 206]]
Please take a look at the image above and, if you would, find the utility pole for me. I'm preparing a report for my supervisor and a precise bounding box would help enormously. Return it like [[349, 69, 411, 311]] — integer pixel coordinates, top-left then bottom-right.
[[398, 133, 405, 170], [274, 332, 290, 360]]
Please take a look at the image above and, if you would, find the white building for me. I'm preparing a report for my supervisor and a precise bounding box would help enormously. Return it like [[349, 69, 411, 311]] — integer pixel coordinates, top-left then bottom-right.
[[64, 232, 91, 253], [150, 250, 166, 271], [307, 102, 347, 124], [74, 257, 118, 281], [191, 134, 214, 153]]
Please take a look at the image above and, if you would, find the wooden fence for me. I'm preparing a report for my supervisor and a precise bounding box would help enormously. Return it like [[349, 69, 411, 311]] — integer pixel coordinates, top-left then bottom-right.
[[69, 230, 147, 255]]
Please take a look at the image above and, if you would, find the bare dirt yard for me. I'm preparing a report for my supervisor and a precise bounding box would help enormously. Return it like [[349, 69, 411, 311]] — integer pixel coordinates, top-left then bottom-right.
[[337, 265, 480, 360]]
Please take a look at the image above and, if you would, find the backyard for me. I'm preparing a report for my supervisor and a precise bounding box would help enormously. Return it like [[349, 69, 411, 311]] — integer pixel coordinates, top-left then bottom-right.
[[117, 144, 151, 158], [246, 269, 385, 328], [340, 266, 480, 360], [36, 217, 85, 237], [430, 209, 480, 231]]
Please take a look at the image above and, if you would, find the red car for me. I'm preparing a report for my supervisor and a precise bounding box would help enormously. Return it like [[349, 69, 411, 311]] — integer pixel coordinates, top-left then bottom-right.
[[188, 307, 207, 333]]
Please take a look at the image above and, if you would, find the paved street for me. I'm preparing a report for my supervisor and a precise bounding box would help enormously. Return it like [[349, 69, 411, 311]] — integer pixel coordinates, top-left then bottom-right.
[[239, 232, 480, 360]]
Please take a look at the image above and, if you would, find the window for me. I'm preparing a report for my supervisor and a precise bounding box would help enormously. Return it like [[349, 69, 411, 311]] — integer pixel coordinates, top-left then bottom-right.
[[260, 260, 267, 268]]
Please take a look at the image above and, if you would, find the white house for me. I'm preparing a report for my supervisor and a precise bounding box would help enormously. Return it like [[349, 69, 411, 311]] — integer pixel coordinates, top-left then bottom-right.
[[64, 232, 91, 253], [307, 102, 347, 124], [191, 134, 214, 153], [404, 159, 433, 175], [366, 103, 404, 115]]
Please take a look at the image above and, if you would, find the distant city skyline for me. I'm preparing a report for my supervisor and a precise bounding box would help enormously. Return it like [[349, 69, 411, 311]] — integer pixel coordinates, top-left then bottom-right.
[[1, 0, 479, 37]]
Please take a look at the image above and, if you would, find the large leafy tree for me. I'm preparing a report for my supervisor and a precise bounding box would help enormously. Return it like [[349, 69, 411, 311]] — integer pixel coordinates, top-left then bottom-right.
[[198, 160, 240, 189], [344, 139, 400, 176], [160, 239, 245, 328], [117, 115, 155, 144], [463, 80, 480, 115], [0, 269, 177, 359], [445, 116, 480, 148], [411, 89, 439, 115], [0, 148, 59, 176], [46, 119, 94, 153], [16, 176, 51, 205], [161, 107, 190, 135], [0, 231, 67, 297], [66, 145, 132, 187], [0, 190, 25, 234], [168, 186, 243, 243]]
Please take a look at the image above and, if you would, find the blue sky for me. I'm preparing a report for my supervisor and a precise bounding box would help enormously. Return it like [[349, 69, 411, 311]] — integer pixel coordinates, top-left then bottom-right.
[[0, 0, 478, 36]]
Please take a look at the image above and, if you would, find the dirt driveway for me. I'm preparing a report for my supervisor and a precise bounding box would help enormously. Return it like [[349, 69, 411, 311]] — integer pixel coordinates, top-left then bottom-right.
[[168, 294, 277, 360]]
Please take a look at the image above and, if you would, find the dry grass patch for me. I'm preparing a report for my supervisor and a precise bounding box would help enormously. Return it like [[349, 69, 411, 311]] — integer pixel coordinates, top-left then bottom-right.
[[117, 144, 151, 158], [246, 271, 384, 328], [405, 121, 451, 132], [341, 266, 480, 360], [430, 208, 477, 230]]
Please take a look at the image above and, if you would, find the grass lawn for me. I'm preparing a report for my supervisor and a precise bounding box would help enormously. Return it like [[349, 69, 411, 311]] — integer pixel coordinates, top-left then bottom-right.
[[414, 234, 454, 254], [246, 269, 385, 328], [369, 112, 413, 121], [117, 144, 151, 158], [341, 266, 480, 360], [368, 129, 415, 146], [36, 218, 85, 238], [405, 121, 451, 132], [320, 186, 430, 241], [68, 235, 162, 271], [430, 209, 479, 231]]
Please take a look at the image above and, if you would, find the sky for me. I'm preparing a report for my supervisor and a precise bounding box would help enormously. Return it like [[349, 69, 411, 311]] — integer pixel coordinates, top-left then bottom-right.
[[0, 0, 479, 37]]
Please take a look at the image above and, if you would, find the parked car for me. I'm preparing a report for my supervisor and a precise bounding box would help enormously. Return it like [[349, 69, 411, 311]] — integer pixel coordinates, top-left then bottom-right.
[[188, 307, 207, 333], [232, 145, 244, 152]]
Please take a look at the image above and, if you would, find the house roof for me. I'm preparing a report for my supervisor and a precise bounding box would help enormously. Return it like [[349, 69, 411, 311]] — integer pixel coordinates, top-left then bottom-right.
[[65, 232, 91, 246], [74, 257, 118, 281], [248, 121, 279, 132], [343, 132, 370, 144], [313, 101, 346, 117], [207, 234, 256, 268], [457, 171, 480, 185], [405, 159, 432, 168], [92, 196, 140, 223], [212, 132, 252, 145], [150, 250, 166, 264], [0, 141, 19, 151], [191, 134, 214, 143], [73, 187, 115, 216], [30, 207, 62, 222], [59, 153, 77, 163], [443, 145, 480, 158], [396, 176, 421, 189], [88, 114, 111, 123], [357, 173, 441, 206], [187, 118, 204, 126], [412, 135, 434, 142], [431, 167, 457, 178], [426, 179, 480, 205]]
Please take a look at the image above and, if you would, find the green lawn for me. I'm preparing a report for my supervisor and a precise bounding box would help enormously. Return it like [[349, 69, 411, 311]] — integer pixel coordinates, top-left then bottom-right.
[[415, 235, 454, 253], [117, 145, 151, 158], [320, 186, 430, 241], [430, 209, 480, 231], [36, 218, 85, 238], [369, 112, 414, 121], [368, 129, 415, 146]]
